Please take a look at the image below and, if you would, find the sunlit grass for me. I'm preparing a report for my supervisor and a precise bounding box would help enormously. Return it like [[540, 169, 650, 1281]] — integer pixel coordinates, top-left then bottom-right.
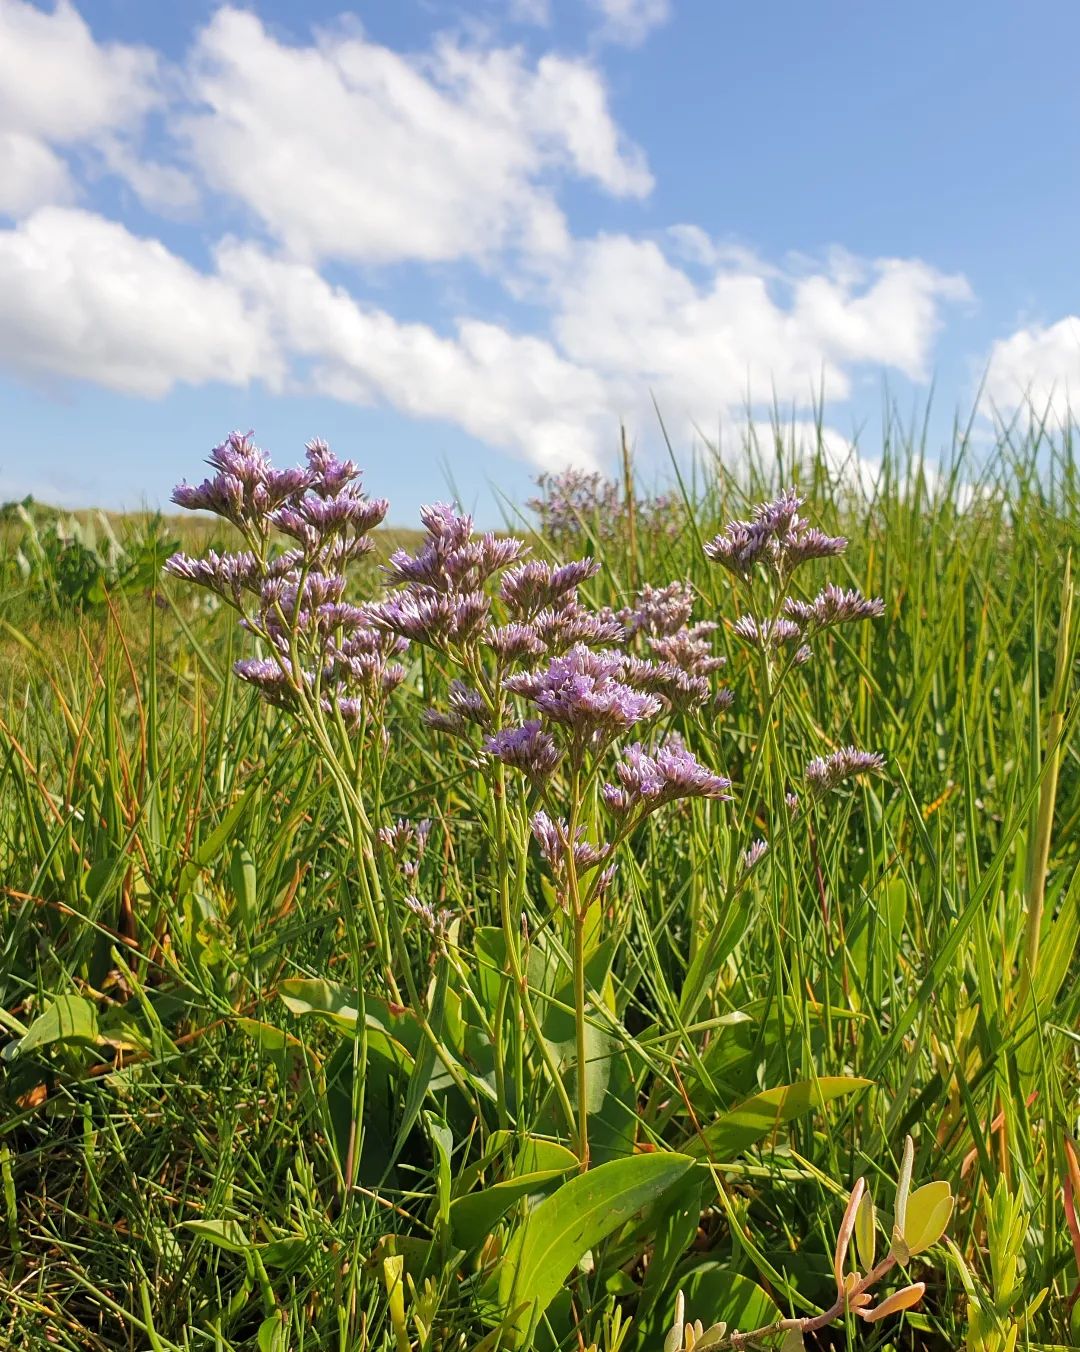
[[1, 410, 1077, 1351]]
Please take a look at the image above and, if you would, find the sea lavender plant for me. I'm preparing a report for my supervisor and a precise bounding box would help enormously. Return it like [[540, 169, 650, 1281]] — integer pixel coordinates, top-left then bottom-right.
[[368, 499, 732, 1163], [165, 435, 485, 1194]]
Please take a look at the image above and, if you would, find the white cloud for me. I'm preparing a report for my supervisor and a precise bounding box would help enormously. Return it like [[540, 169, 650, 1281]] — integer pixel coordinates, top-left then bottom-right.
[[589, 0, 671, 46], [984, 316, 1080, 422], [0, 207, 969, 477], [182, 7, 650, 265], [0, 0, 159, 142], [0, 130, 73, 215], [217, 242, 610, 470], [0, 207, 280, 395], [0, 8, 971, 480], [508, 0, 552, 24], [546, 235, 969, 439], [0, 0, 176, 215]]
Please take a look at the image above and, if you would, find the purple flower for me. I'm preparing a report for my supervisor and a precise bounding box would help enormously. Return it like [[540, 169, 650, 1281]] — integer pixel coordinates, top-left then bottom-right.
[[505, 646, 661, 739], [752, 487, 805, 537], [500, 558, 599, 616], [233, 657, 297, 704], [705, 487, 848, 580], [783, 526, 848, 569], [703, 518, 773, 579], [620, 656, 711, 711], [530, 811, 611, 876], [731, 615, 803, 649], [648, 623, 725, 677], [742, 838, 769, 872], [172, 473, 245, 524], [785, 791, 801, 817], [420, 501, 474, 550], [447, 679, 491, 726], [530, 602, 625, 652], [486, 622, 546, 663], [603, 734, 731, 818], [483, 721, 561, 781], [385, 531, 525, 594], [404, 894, 453, 935], [164, 549, 261, 603], [369, 590, 490, 648], [619, 581, 695, 638], [305, 438, 360, 497], [786, 584, 885, 629], [805, 746, 886, 797], [379, 817, 431, 884]]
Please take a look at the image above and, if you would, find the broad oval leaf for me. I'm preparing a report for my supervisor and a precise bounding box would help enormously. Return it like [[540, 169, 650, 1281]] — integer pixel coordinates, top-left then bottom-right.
[[685, 1077, 872, 1159], [903, 1181, 953, 1254], [450, 1166, 573, 1250], [855, 1188, 876, 1272], [4, 994, 100, 1059], [498, 1152, 694, 1344]]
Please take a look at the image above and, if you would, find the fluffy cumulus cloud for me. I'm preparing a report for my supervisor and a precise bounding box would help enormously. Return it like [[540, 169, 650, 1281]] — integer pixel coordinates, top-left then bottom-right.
[[0, 3, 974, 480], [216, 242, 610, 470], [0, 130, 72, 215], [0, 0, 168, 213], [182, 7, 651, 266], [588, 0, 672, 46], [546, 235, 969, 435], [0, 208, 280, 395], [984, 317, 1080, 422]]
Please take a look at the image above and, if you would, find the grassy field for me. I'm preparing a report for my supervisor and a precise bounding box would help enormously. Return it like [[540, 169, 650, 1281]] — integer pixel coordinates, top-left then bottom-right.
[[1, 417, 1078, 1351]]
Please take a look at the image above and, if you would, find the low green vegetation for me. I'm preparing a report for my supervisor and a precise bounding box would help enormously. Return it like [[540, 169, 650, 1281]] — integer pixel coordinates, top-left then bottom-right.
[[1, 413, 1077, 1351]]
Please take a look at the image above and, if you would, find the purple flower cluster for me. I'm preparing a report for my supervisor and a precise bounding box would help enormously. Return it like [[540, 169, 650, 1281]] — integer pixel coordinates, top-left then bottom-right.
[[166, 434, 400, 722], [805, 746, 886, 798], [483, 720, 562, 782], [731, 615, 803, 650], [505, 646, 662, 742], [617, 582, 730, 713], [531, 811, 616, 901], [366, 503, 523, 651], [601, 734, 731, 819], [528, 467, 682, 551], [378, 817, 431, 885], [704, 487, 846, 583], [618, 581, 695, 637], [783, 584, 885, 629]]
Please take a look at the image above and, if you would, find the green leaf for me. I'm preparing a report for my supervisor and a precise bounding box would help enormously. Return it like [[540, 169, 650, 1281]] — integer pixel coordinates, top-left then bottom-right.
[[657, 1266, 781, 1348], [391, 955, 450, 1163], [278, 979, 412, 1072], [257, 1314, 287, 1352], [4, 994, 100, 1059], [229, 843, 257, 929], [183, 1219, 251, 1254], [498, 1152, 693, 1344], [855, 1188, 876, 1272], [450, 1167, 573, 1250], [685, 1077, 872, 1159], [902, 1180, 953, 1254], [279, 978, 359, 1030]]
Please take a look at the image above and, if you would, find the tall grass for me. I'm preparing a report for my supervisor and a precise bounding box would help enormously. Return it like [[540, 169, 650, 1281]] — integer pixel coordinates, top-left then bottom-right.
[[1, 412, 1078, 1351]]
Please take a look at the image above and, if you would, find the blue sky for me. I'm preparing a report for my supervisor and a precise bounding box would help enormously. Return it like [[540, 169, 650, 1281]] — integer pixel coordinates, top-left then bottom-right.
[[2, 0, 1079, 524]]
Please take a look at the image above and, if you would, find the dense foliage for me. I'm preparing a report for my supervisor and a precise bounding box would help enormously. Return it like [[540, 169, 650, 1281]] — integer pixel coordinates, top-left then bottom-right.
[[1, 417, 1078, 1351]]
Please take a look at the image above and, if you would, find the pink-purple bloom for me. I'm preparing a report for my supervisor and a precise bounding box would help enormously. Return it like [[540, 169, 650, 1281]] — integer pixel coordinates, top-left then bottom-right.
[[805, 746, 886, 797], [505, 646, 661, 739], [484, 721, 561, 781], [602, 734, 731, 818]]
